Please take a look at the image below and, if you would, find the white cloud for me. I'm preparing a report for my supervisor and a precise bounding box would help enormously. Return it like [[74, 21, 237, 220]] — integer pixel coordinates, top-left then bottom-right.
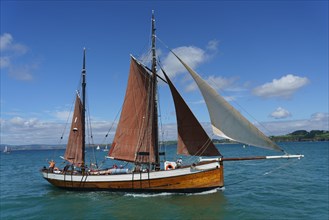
[[1, 112, 328, 145], [24, 118, 39, 127], [0, 116, 118, 145], [7, 116, 38, 128], [159, 40, 247, 97], [52, 110, 71, 121], [185, 75, 240, 92], [163, 112, 328, 140], [162, 46, 207, 78], [0, 33, 13, 51], [257, 112, 329, 136], [0, 33, 35, 81], [269, 107, 292, 119], [8, 64, 35, 81], [252, 74, 309, 98], [9, 116, 25, 126], [188, 96, 238, 104], [206, 40, 219, 52], [0, 33, 28, 54], [185, 81, 198, 92], [206, 75, 240, 91], [310, 112, 329, 122]]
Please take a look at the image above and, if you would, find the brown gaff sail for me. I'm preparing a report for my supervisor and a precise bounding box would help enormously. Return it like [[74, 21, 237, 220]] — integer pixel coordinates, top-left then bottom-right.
[[162, 69, 221, 157], [109, 57, 156, 163], [64, 94, 84, 167]]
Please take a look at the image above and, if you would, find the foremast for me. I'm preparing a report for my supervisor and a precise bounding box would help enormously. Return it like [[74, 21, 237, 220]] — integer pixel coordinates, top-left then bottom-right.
[[151, 11, 160, 170], [81, 48, 86, 173]]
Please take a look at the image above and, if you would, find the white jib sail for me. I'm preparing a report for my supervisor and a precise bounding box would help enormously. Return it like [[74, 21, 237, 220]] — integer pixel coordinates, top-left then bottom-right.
[[173, 53, 283, 152]]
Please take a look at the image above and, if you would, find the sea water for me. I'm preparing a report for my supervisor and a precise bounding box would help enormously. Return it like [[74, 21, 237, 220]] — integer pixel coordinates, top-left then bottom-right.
[[0, 142, 328, 219]]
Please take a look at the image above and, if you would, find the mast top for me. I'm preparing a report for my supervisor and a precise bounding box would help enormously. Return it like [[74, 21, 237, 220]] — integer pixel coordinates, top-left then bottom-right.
[[82, 48, 86, 74], [151, 11, 156, 74]]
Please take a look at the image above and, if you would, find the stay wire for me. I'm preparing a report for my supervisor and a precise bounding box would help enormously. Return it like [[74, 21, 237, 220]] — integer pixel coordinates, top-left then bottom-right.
[[85, 93, 98, 168], [58, 95, 75, 144], [97, 107, 122, 168], [225, 158, 300, 186], [156, 59, 168, 161], [102, 110, 121, 144]]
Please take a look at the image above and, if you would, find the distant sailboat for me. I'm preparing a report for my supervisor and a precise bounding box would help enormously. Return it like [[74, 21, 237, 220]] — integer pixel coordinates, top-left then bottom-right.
[[3, 146, 11, 154], [41, 11, 303, 193], [103, 145, 109, 152]]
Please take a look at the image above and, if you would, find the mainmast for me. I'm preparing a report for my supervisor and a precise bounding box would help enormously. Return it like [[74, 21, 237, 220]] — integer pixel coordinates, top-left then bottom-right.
[[151, 11, 160, 169], [81, 48, 86, 173]]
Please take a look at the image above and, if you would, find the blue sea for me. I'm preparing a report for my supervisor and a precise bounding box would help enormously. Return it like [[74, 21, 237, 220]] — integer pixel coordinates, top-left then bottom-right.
[[1, 142, 328, 220]]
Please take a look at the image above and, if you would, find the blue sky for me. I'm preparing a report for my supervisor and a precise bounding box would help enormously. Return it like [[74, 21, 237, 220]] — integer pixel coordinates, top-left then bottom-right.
[[1, 1, 328, 145]]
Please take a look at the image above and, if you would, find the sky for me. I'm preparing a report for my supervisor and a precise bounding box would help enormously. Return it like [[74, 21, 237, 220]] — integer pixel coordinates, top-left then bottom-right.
[[1, 0, 328, 145]]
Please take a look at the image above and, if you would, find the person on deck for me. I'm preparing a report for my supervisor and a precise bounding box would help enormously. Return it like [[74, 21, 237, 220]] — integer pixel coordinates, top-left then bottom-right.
[[48, 160, 55, 172], [176, 157, 183, 168]]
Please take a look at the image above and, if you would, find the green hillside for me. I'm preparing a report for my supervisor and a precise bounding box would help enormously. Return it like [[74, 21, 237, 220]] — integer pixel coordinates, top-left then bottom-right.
[[269, 130, 329, 142]]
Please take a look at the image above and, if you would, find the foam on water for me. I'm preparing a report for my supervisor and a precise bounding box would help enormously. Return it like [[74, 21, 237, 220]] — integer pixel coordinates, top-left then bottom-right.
[[124, 187, 225, 198]]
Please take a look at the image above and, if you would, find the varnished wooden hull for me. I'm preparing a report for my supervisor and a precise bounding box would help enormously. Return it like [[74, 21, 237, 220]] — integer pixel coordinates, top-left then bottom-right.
[[41, 161, 224, 193]]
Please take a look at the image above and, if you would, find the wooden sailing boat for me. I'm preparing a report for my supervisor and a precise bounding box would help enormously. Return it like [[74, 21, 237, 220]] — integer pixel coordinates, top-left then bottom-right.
[[41, 12, 303, 193]]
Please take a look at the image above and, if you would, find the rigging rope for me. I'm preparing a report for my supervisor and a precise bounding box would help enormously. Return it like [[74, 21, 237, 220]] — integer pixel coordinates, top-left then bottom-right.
[[225, 158, 300, 186], [263, 158, 300, 176], [157, 82, 167, 162], [58, 90, 79, 144], [96, 102, 122, 169], [85, 93, 98, 168], [101, 107, 122, 145]]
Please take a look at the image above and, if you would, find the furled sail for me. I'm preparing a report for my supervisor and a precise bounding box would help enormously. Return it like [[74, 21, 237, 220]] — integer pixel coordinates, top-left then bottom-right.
[[109, 56, 156, 163], [162, 69, 221, 156], [64, 94, 84, 166], [172, 53, 283, 152]]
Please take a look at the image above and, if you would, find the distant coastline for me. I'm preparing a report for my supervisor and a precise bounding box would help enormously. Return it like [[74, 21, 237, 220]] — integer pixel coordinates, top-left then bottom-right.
[[269, 130, 329, 142], [1, 130, 328, 151]]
